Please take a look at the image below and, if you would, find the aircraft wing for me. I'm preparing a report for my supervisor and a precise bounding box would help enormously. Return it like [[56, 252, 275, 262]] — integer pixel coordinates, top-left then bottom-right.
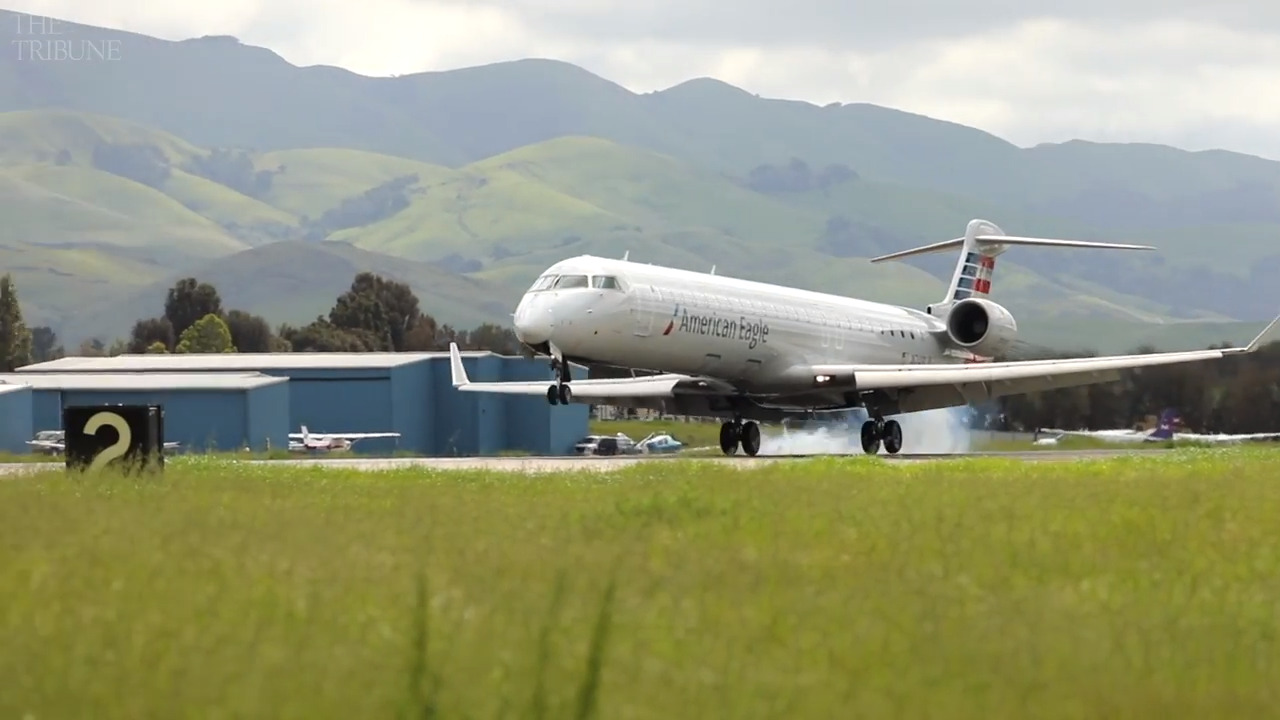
[[809, 313, 1280, 413], [333, 433, 400, 439], [448, 343, 730, 399], [1042, 429, 1146, 441], [1044, 429, 1156, 444], [1176, 431, 1280, 443], [286, 432, 401, 440]]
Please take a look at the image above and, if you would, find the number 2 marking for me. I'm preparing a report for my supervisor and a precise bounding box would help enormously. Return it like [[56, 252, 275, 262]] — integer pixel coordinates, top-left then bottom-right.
[[83, 411, 131, 472]]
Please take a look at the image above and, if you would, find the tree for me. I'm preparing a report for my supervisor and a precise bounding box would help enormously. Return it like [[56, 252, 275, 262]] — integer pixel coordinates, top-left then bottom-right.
[[402, 315, 439, 351], [328, 272, 424, 351], [0, 274, 32, 371], [459, 323, 521, 354], [175, 313, 235, 353], [145, 341, 168, 353], [280, 317, 381, 352], [164, 278, 223, 338], [129, 317, 176, 353], [77, 338, 107, 357], [224, 309, 276, 353], [29, 326, 63, 363]]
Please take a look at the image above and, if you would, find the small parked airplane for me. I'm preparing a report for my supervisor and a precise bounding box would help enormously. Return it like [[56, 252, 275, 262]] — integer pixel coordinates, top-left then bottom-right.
[[1038, 409, 1280, 444], [26, 429, 181, 455], [635, 432, 685, 454], [447, 218, 1280, 457], [287, 425, 401, 452]]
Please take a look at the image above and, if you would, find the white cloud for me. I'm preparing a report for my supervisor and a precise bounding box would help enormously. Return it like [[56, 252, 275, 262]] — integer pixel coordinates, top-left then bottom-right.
[[7, 0, 1280, 159]]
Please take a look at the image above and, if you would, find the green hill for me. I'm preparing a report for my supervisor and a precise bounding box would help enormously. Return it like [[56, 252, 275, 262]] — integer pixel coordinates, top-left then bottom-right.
[[0, 239, 171, 330], [255, 148, 458, 218], [0, 108, 205, 165]]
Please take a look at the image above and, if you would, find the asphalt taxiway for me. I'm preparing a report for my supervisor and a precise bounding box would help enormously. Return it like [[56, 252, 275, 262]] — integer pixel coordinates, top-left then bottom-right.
[[0, 448, 1171, 476]]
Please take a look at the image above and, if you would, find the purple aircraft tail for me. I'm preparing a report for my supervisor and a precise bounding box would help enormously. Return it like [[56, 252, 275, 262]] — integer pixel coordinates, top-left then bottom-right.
[[1147, 408, 1181, 440]]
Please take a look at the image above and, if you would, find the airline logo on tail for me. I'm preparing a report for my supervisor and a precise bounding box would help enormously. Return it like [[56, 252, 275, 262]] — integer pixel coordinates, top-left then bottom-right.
[[953, 252, 996, 301], [1147, 409, 1181, 440]]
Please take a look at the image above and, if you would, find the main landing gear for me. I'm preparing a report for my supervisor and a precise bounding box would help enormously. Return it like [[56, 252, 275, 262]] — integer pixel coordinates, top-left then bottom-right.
[[719, 418, 761, 457], [860, 416, 903, 455], [545, 357, 573, 405]]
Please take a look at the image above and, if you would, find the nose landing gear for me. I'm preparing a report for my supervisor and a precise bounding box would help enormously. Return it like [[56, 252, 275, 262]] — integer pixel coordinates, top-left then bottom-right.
[[545, 355, 573, 405], [718, 418, 761, 456]]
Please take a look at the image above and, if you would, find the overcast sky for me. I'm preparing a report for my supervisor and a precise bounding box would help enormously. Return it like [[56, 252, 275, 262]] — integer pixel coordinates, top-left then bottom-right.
[[12, 0, 1280, 160]]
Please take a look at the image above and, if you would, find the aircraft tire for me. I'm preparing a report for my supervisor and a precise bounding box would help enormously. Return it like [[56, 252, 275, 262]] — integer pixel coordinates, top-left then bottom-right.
[[740, 421, 761, 456], [860, 420, 881, 455], [546, 384, 559, 405], [719, 421, 740, 455], [882, 420, 903, 455], [558, 383, 572, 404]]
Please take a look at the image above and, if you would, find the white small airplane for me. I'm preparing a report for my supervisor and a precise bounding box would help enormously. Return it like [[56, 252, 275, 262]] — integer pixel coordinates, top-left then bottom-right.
[[1039, 409, 1280, 445], [447, 218, 1280, 457], [287, 425, 401, 452], [26, 429, 181, 455], [635, 432, 685, 454]]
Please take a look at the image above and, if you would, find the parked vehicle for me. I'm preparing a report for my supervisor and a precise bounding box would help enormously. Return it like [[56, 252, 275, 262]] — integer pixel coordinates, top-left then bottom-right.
[[573, 433, 639, 456]]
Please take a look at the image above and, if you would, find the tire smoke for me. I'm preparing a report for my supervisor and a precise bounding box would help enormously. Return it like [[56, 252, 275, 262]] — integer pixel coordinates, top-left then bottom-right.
[[758, 406, 974, 455]]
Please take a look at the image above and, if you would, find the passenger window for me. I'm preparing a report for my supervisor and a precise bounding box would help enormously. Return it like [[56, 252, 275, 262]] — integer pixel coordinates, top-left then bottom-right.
[[554, 274, 588, 289], [591, 275, 620, 289]]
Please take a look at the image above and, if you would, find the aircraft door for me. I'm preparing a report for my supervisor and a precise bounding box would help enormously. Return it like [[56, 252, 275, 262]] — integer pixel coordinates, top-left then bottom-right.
[[631, 285, 656, 336]]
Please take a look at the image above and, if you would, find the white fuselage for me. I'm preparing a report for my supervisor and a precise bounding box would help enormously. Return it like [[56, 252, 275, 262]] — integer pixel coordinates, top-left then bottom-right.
[[512, 255, 969, 391]]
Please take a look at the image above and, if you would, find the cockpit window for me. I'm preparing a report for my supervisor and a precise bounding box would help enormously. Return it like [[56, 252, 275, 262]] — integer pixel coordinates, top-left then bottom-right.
[[591, 275, 620, 289], [529, 275, 557, 291], [553, 274, 589, 289]]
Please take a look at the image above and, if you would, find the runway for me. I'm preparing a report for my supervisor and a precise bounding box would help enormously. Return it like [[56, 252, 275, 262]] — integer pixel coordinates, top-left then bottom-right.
[[244, 448, 1166, 472], [0, 448, 1170, 476]]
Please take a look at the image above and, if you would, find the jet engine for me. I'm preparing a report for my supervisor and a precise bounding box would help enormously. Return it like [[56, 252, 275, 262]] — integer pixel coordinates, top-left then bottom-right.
[[945, 298, 1017, 357]]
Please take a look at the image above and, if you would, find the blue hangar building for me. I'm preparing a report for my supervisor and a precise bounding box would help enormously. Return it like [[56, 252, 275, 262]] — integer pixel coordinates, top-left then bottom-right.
[[0, 372, 289, 452], [14, 352, 589, 456], [0, 383, 34, 453]]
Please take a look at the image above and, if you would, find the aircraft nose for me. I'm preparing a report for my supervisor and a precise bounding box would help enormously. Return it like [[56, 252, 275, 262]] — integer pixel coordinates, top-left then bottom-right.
[[514, 301, 555, 345]]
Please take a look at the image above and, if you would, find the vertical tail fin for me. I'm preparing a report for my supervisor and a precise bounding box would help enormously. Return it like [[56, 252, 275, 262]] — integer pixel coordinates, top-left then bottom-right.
[[1147, 409, 1181, 440], [868, 218, 1157, 316], [301, 425, 309, 443]]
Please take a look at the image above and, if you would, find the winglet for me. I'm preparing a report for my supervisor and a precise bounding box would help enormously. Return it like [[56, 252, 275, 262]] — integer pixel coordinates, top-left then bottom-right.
[[449, 342, 470, 387], [1242, 312, 1280, 353]]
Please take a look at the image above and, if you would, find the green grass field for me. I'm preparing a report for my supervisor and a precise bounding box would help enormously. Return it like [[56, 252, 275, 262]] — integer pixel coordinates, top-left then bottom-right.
[[4, 449, 1280, 718]]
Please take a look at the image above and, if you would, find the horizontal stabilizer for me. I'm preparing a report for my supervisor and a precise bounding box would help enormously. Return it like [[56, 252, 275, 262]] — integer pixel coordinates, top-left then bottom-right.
[[870, 234, 1155, 263]]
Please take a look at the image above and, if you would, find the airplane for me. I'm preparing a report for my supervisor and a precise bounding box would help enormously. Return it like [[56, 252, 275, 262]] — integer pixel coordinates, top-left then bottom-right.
[[26, 429, 181, 455], [287, 425, 401, 452], [446, 218, 1280, 457], [1038, 409, 1280, 445]]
